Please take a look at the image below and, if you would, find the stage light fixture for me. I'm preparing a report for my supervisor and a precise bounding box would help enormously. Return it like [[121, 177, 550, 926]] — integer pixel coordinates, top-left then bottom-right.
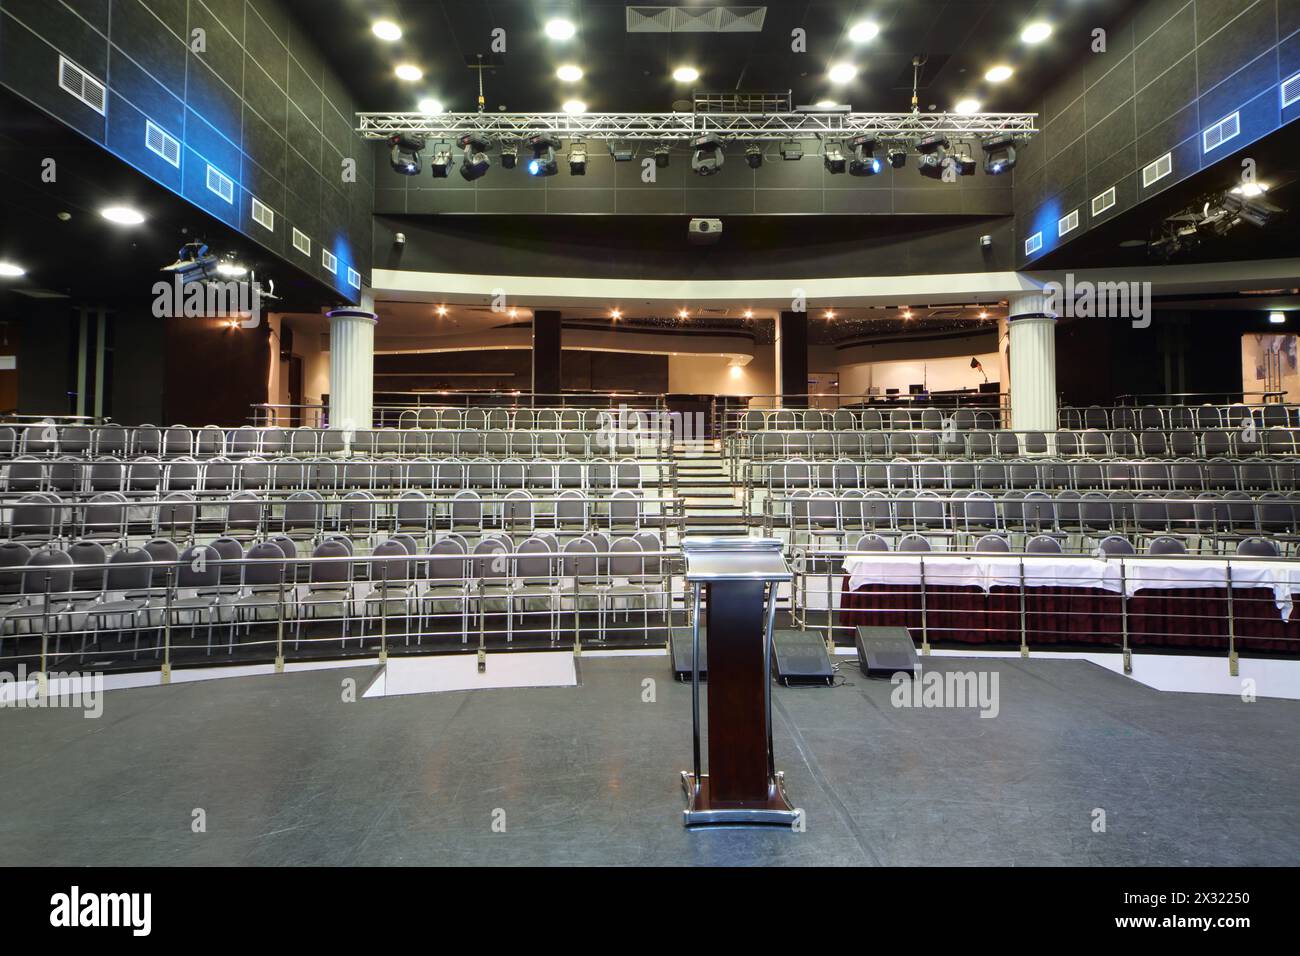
[[823, 144, 846, 174], [101, 206, 146, 225], [459, 134, 491, 181], [1223, 192, 1283, 228], [654, 146, 671, 168], [849, 135, 882, 176], [1021, 22, 1052, 44], [673, 66, 700, 83], [746, 145, 763, 169], [953, 153, 977, 177], [395, 64, 422, 82], [569, 142, 588, 175], [528, 135, 559, 177], [690, 134, 724, 177], [430, 145, 453, 178], [848, 21, 879, 43], [915, 134, 950, 180], [779, 141, 803, 161], [161, 241, 218, 283], [372, 20, 402, 42], [1270, 312, 1287, 324], [556, 64, 583, 82], [888, 148, 907, 169], [985, 65, 1013, 83], [545, 18, 576, 40], [0, 261, 26, 278], [435, 305, 448, 316], [500, 145, 518, 170], [609, 144, 634, 162], [981, 134, 1018, 174], [388, 133, 426, 175]]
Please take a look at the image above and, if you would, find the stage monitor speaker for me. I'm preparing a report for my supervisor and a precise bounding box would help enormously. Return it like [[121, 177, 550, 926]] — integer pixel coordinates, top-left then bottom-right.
[[670, 627, 707, 682], [855, 626, 919, 678], [771, 629, 834, 686]]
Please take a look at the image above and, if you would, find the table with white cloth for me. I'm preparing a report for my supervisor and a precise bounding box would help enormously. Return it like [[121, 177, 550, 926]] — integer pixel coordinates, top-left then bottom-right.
[[838, 554, 1300, 652]]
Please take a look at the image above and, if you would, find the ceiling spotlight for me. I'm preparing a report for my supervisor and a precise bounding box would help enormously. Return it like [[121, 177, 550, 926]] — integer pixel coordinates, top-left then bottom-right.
[[394, 64, 423, 82], [654, 145, 671, 168], [528, 134, 559, 177], [823, 143, 846, 174], [388, 133, 426, 175], [459, 134, 491, 181], [985, 65, 1014, 83], [982, 133, 1018, 174], [824, 310, 835, 319], [849, 135, 882, 176], [1231, 182, 1270, 197], [953, 153, 977, 176], [557, 64, 583, 83], [417, 98, 444, 115], [815, 99, 841, 110], [569, 141, 588, 175], [500, 145, 518, 170], [690, 133, 724, 176], [828, 62, 857, 84], [915, 134, 950, 179], [609, 144, 634, 162], [673, 66, 700, 83], [1270, 312, 1287, 324], [743, 309, 754, 319], [677, 309, 690, 320], [430, 145, 453, 178], [902, 309, 913, 320], [610, 309, 622, 320], [1222, 191, 1283, 228], [0, 261, 26, 278], [888, 148, 907, 169], [372, 20, 402, 42], [215, 256, 247, 278], [1021, 22, 1052, 44], [746, 145, 763, 169], [101, 206, 145, 225], [978, 310, 990, 319], [435, 305, 448, 317], [954, 98, 981, 115], [779, 141, 803, 161], [562, 99, 586, 114], [161, 241, 217, 282], [545, 18, 577, 40], [848, 21, 879, 43]]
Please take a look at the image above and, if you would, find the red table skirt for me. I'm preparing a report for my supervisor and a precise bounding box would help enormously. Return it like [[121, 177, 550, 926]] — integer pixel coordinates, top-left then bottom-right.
[[839, 581, 1300, 654]]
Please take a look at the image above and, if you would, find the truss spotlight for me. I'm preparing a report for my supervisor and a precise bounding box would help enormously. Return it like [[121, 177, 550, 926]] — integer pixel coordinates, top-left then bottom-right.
[[430, 145, 453, 178], [569, 142, 588, 175], [953, 153, 977, 176], [888, 148, 907, 169], [609, 144, 634, 162], [746, 145, 763, 169], [915, 134, 950, 179], [848, 135, 882, 176], [1223, 192, 1283, 228], [528, 135, 559, 177], [161, 241, 218, 283], [388, 134, 426, 175], [458, 134, 490, 181], [823, 144, 846, 174], [779, 141, 803, 161], [654, 145, 671, 168], [981, 134, 1018, 174], [500, 145, 518, 170], [690, 134, 724, 177]]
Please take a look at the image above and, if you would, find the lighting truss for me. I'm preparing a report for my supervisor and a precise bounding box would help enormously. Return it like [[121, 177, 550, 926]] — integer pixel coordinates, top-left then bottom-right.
[[356, 111, 1039, 143]]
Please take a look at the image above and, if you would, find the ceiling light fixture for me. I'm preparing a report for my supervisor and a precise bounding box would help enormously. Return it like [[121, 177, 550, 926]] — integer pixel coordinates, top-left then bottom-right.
[[672, 66, 700, 83], [610, 309, 622, 320], [1021, 22, 1052, 44], [556, 64, 583, 82], [985, 65, 1014, 83], [545, 18, 576, 40], [0, 261, 27, 278], [372, 21, 402, 42], [1269, 312, 1286, 324], [562, 99, 586, 114], [388, 134, 426, 175], [848, 21, 879, 43], [828, 62, 857, 84], [417, 98, 444, 114], [101, 206, 145, 225], [954, 98, 981, 115], [435, 305, 448, 316], [395, 64, 423, 82], [690, 134, 724, 176]]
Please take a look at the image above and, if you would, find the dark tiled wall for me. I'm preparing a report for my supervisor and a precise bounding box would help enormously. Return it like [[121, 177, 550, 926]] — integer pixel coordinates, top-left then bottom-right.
[[1015, 0, 1300, 266], [0, 0, 373, 301], [371, 138, 1013, 217]]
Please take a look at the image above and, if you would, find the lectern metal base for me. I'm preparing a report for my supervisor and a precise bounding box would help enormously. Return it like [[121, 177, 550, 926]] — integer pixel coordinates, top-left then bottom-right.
[[680, 771, 798, 827]]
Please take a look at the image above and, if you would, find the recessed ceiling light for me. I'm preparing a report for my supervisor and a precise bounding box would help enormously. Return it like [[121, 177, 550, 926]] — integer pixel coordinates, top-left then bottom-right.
[[418, 98, 444, 114], [815, 99, 840, 109], [743, 309, 754, 319], [372, 20, 402, 42], [562, 99, 586, 114], [556, 64, 583, 82], [1270, 312, 1287, 324], [1021, 22, 1052, 44], [610, 309, 622, 320], [827, 62, 857, 84], [678, 309, 690, 319], [0, 261, 26, 278], [824, 310, 835, 319], [848, 21, 879, 43], [100, 206, 145, 225], [985, 64, 1014, 83], [435, 305, 448, 316], [545, 18, 576, 40], [395, 64, 423, 82], [954, 98, 981, 115], [672, 66, 700, 83]]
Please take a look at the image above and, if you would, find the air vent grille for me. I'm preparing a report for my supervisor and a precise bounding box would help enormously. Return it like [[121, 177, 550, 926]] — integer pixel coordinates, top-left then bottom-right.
[[1202, 111, 1240, 153], [1058, 209, 1079, 237], [58, 56, 106, 114], [1092, 186, 1116, 217], [145, 120, 181, 167], [1142, 152, 1172, 188], [1024, 232, 1043, 256], [1283, 72, 1300, 108], [627, 6, 766, 33], [292, 228, 311, 256], [206, 165, 235, 203], [251, 197, 275, 231]]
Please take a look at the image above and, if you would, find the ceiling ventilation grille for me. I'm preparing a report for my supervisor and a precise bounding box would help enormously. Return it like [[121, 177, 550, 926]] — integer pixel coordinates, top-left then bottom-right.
[[627, 6, 766, 33], [58, 55, 106, 114], [145, 120, 181, 167]]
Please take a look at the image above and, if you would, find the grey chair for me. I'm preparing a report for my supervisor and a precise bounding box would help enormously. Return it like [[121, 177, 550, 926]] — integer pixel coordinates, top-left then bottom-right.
[[512, 536, 562, 642], [230, 542, 290, 647], [1096, 535, 1136, 556], [1024, 535, 1063, 554], [296, 540, 355, 647], [363, 539, 417, 646], [974, 534, 1010, 553], [1236, 537, 1280, 558], [82, 548, 157, 661], [1146, 536, 1186, 555], [423, 536, 470, 643]]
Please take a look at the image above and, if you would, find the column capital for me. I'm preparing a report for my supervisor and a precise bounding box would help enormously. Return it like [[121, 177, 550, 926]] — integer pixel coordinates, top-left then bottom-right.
[[326, 308, 378, 324], [1007, 291, 1057, 321]]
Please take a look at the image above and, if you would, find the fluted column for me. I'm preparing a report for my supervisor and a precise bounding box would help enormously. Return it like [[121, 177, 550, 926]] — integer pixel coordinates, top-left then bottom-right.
[[1007, 291, 1058, 432], [328, 307, 377, 431]]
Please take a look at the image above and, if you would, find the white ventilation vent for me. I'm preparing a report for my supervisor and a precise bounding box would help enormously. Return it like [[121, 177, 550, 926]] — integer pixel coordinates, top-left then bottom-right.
[[347, 267, 362, 290], [1202, 111, 1240, 153], [322, 249, 338, 274], [206, 165, 234, 203], [626, 5, 765, 32], [145, 120, 181, 167], [292, 228, 311, 256], [251, 197, 275, 231], [1092, 186, 1116, 217], [1058, 209, 1079, 237], [1283, 72, 1300, 109], [1142, 151, 1172, 188], [58, 56, 106, 115], [1024, 232, 1043, 255]]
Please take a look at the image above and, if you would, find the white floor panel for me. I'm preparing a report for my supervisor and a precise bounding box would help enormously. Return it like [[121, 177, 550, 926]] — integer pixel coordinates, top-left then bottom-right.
[[363, 652, 578, 699]]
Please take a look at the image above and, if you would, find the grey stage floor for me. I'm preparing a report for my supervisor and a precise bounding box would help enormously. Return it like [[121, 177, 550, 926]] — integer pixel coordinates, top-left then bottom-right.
[[2, 655, 1297, 866]]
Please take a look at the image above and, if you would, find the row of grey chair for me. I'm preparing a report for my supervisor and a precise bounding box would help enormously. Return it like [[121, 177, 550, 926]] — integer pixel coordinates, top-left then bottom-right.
[[833, 531, 1283, 558], [1058, 404, 1298, 431]]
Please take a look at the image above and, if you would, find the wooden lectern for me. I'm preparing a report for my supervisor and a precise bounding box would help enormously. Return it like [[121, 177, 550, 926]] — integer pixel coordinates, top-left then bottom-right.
[[680, 537, 798, 827]]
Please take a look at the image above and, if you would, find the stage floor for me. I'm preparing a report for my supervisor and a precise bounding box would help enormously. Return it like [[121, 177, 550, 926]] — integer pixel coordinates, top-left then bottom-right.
[[2, 655, 1297, 866]]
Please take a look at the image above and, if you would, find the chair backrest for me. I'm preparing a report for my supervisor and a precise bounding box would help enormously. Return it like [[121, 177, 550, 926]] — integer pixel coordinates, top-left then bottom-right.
[[1146, 536, 1186, 555], [103, 547, 152, 593], [23, 549, 75, 596], [177, 545, 221, 589], [515, 537, 556, 581], [309, 540, 352, 586], [68, 540, 108, 592], [853, 533, 890, 552], [1024, 534, 1062, 554], [472, 538, 509, 581], [974, 534, 1010, 553], [1096, 535, 1135, 556], [370, 539, 413, 585], [897, 534, 931, 552], [209, 537, 246, 585], [428, 536, 468, 583], [609, 537, 644, 577], [242, 541, 288, 588], [562, 535, 600, 578], [1236, 537, 1280, 558]]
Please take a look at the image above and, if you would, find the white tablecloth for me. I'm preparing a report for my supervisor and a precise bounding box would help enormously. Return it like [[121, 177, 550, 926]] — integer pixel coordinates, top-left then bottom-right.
[[842, 555, 1300, 620]]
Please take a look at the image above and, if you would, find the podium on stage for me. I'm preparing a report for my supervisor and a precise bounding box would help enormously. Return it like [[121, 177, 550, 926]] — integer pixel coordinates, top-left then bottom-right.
[[679, 537, 798, 827]]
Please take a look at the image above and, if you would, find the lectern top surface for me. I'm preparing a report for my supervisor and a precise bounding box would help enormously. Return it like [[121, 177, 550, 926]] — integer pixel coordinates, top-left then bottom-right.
[[681, 537, 793, 582]]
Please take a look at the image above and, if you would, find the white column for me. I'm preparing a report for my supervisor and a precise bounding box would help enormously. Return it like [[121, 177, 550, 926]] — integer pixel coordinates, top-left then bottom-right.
[[1007, 291, 1058, 432], [328, 306, 377, 431]]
